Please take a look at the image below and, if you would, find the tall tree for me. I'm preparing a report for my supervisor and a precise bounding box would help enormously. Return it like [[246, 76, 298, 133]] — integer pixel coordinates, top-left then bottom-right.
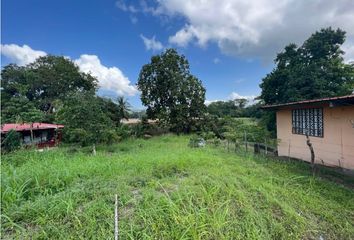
[[137, 49, 206, 133], [117, 96, 131, 122], [1, 55, 98, 123], [260, 27, 354, 105]]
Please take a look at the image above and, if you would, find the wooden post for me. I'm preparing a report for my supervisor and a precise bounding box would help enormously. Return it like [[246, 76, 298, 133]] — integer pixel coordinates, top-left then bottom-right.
[[254, 143, 260, 154], [114, 194, 119, 240], [30, 122, 34, 147], [92, 144, 96, 156]]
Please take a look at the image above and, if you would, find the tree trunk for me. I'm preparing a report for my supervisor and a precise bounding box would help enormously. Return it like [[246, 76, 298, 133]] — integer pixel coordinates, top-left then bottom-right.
[[306, 133, 315, 175]]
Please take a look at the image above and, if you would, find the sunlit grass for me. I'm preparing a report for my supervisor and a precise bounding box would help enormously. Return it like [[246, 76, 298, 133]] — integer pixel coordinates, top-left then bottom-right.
[[1, 135, 353, 239]]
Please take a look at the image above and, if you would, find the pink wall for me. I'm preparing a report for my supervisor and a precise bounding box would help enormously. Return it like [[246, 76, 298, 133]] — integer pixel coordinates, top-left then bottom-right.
[[277, 104, 354, 170]]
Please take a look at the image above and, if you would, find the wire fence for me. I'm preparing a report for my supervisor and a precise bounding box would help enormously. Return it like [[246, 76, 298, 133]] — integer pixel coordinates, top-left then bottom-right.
[[214, 130, 353, 171]]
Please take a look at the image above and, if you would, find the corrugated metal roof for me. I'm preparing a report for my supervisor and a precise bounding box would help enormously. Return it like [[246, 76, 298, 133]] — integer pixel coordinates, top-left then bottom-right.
[[262, 94, 354, 110], [1, 123, 64, 133]]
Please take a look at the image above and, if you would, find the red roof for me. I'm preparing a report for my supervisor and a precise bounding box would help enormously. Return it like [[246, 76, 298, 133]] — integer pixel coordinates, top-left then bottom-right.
[[262, 94, 354, 110], [1, 123, 64, 133]]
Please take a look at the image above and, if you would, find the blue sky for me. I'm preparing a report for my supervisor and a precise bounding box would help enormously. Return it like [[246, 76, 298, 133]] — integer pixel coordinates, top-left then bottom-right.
[[2, 0, 354, 109]]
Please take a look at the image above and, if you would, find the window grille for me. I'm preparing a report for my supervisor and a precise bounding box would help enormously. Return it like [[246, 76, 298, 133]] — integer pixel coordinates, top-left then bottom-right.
[[292, 108, 323, 137]]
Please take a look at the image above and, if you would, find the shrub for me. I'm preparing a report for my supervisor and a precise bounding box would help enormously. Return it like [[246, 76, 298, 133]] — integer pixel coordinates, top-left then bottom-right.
[[116, 125, 131, 139], [2, 129, 21, 153], [188, 136, 206, 148]]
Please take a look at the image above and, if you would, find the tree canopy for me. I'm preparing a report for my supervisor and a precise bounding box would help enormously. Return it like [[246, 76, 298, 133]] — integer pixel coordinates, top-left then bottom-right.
[[1, 55, 131, 145], [1, 55, 98, 123], [137, 49, 206, 133], [57, 92, 118, 146], [260, 27, 354, 105], [206, 99, 262, 118]]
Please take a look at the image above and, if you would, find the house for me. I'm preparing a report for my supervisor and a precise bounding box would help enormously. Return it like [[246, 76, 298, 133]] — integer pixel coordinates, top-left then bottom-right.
[[1, 123, 64, 148], [263, 94, 354, 170]]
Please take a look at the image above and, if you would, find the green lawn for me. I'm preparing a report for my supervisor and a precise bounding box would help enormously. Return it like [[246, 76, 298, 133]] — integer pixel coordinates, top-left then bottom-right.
[[1, 135, 354, 239]]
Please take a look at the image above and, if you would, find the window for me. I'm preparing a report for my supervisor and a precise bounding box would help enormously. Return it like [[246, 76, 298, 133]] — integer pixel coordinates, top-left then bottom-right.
[[292, 108, 323, 137]]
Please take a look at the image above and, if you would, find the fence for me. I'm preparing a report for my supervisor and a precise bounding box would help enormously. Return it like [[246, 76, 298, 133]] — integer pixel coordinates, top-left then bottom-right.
[[220, 131, 277, 157]]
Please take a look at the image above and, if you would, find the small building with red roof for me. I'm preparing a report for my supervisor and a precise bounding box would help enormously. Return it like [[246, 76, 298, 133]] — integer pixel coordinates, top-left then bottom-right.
[[1, 122, 64, 148]]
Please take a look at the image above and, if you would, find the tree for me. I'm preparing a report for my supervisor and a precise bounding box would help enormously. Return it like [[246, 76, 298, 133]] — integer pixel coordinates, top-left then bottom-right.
[[260, 27, 354, 105], [57, 92, 117, 146], [1, 55, 98, 123], [207, 99, 252, 118], [97, 96, 131, 126], [117, 97, 130, 122], [137, 49, 206, 133], [1, 96, 44, 123]]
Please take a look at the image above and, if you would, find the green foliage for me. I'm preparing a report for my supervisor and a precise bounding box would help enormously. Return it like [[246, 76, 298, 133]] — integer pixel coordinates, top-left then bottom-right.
[[260, 27, 354, 105], [188, 135, 206, 148], [131, 123, 146, 138], [117, 96, 131, 122], [1, 129, 22, 153], [98, 97, 121, 126], [207, 99, 253, 117], [1, 96, 44, 123], [138, 48, 206, 133], [220, 117, 272, 144], [1, 135, 353, 239], [1, 56, 98, 123], [129, 110, 146, 119], [116, 124, 132, 139], [57, 92, 117, 146]]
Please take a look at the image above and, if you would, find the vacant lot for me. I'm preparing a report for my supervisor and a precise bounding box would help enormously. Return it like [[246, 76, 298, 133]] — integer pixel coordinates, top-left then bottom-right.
[[1, 135, 354, 239]]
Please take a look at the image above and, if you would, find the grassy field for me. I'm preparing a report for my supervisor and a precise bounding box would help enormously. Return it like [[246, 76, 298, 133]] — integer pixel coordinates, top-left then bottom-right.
[[1, 135, 354, 239]]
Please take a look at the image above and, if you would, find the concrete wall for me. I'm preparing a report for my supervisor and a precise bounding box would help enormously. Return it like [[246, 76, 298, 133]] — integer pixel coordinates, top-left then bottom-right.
[[277, 104, 354, 170]]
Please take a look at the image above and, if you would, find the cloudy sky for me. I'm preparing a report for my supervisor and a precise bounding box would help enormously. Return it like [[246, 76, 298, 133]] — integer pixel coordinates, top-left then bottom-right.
[[2, 0, 354, 108]]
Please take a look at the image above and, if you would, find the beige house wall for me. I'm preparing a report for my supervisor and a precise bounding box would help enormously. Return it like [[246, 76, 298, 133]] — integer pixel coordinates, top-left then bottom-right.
[[277, 105, 354, 170]]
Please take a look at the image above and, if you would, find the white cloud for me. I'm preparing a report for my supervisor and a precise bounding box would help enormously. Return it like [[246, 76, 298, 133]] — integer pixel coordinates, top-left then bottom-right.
[[1, 44, 138, 96], [169, 25, 197, 47], [229, 92, 258, 105], [115, 0, 138, 13], [1, 44, 46, 66], [206, 92, 259, 106], [213, 58, 220, 64], [205, 99, 220, 105], [145, 0, 354, 62], [140, 34, 164, 51], [342, 41, 354, 63], [229, 92, 257, 101], [116, 0, 162, 15], [74, 55, 138, 96]]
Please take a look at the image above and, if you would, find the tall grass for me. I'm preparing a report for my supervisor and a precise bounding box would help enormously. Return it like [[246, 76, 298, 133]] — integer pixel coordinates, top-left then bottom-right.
[[1, 135, 353, 239]]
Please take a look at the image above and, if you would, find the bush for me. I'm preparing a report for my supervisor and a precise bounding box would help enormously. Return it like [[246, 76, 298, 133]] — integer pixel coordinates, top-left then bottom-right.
[[131, 123, 146, 138], [58, 92, 118, 146], [100, 129, 121, 144], [188, 136, 206, 148], [116, 125, 131, 139], [2, 129, 21, 153]]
